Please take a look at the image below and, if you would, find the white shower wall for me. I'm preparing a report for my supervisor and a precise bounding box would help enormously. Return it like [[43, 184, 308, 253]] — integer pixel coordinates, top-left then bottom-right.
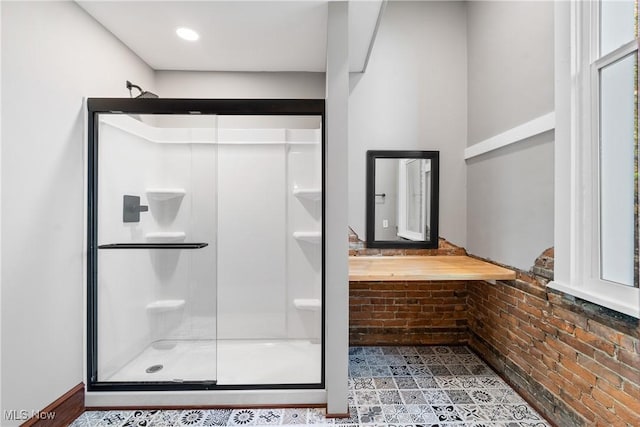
[[97, 119, 159, 379], [216, 127, 322, 340], [96, 115, 321, 382], [286, 129, 322, 341], [216, 130, 288, 339]]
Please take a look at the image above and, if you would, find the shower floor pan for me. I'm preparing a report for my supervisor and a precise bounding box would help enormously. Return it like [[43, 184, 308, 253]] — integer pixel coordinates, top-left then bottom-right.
[[106, 339, 321, 385]]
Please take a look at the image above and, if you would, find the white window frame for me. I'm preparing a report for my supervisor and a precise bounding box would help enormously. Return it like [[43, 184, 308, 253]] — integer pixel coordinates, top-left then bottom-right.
[[397, 159, 427, 241], [551, 0, 640, 318]]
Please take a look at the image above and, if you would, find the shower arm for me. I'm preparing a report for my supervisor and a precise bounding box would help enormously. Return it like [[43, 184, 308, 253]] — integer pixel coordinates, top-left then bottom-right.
[[126, 80, 144, 98]]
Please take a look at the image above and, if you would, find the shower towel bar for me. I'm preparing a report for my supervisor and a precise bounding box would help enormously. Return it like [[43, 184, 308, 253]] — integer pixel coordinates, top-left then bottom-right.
[[98, 243, 208, 249]]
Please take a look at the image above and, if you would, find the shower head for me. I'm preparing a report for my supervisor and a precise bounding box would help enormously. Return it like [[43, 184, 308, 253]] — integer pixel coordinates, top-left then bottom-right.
[[136, 91, 159, 99], [126, 80, 159, 99]]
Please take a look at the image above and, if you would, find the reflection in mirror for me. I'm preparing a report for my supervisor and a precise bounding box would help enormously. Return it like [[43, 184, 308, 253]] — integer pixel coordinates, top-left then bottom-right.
[[400, 158, 430, 240], [375, 158, 430, 241], [367, 151, 439, 248]]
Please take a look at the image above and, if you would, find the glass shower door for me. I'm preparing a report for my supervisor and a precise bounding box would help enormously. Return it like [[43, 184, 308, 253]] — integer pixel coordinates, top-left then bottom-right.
[[94, 113, 217, 384], [213, 115, 323, 386], [88, 99, 325, 391]]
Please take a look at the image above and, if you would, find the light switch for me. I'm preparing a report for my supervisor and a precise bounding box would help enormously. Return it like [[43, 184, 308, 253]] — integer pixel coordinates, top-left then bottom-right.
[[382, 219, 389, 228]]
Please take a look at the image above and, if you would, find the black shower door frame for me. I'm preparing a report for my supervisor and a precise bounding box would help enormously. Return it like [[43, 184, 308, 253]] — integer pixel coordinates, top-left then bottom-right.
[[87, 98, 326, 392]]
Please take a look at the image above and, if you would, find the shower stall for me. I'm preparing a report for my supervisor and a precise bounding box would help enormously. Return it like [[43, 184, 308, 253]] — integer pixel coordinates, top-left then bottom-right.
[[86, 99, 324, 397]]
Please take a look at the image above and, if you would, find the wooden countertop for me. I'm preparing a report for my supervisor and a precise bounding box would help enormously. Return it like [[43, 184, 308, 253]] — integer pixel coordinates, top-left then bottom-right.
[[349, 255, 516, 281]]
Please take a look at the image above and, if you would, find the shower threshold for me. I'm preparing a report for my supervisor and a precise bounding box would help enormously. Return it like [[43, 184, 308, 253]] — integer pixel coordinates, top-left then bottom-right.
[[106, 339, 321, 386]]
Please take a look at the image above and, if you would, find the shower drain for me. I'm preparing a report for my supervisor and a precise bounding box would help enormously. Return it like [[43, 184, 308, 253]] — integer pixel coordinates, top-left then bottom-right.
[[145, 364, 163, 374]]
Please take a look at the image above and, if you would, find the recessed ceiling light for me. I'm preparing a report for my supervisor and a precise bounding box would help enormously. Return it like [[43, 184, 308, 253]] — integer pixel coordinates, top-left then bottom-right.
[[176, 27, 199, 42]]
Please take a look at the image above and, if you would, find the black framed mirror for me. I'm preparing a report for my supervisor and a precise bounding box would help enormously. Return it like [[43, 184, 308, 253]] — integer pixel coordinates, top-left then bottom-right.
[[366, 150, 439, 248]]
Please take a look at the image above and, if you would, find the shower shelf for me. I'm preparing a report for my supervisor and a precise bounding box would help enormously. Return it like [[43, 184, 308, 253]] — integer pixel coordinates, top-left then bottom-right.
[[145, 188, 186, 201], [145, 232, 186, 242], [293, 298, 322, 311], [292, 188, 322, 201], [293, 231, 322, 243], [98, 243, 208, 249], [146, 299, 185, 314]]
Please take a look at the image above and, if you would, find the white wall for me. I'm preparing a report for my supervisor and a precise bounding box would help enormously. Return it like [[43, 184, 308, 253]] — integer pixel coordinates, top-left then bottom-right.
[[466, 0, 554, 270], [348, 1, 468, 247], [0, 1, 154, 422], [466, 133, 554, 270], [467, 1, 555, 143], [156, 71, 325, 99]]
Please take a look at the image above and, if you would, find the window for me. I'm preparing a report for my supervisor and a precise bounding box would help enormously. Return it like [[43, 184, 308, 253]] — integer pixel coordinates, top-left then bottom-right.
[[598, 0, 638, 288], [552, 0, 640, 318]]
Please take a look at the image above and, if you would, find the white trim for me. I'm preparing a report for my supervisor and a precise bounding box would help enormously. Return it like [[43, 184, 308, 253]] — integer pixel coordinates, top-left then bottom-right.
[[86, 389, 327, 407], [553, 0, 640, 319], [548, 281, 640, 318], [0, 0, 3, 411], [553, 0, 572, 286], [593, 39, 638, 69], [325, 1, 349, 415], [464, 112, 555, 160]]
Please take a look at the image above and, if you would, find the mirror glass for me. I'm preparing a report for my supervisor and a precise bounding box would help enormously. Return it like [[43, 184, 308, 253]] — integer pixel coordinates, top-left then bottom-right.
[[366, 151, 439, 248]]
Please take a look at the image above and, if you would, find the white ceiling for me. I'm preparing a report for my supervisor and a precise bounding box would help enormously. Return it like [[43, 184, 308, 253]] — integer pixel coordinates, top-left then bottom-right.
[[77, 1, 384, 72]]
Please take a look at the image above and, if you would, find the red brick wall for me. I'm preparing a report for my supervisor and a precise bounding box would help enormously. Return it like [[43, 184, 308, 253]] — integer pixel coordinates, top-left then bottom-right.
[[348, 230, 467, 257], [467, 273, 640, 427], [349, 280, 468, 345], [347, 241, 640, 426]]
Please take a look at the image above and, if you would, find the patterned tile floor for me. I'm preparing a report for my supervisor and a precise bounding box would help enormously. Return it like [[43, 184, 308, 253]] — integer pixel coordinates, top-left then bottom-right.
[[71, 346, 550, 426]]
